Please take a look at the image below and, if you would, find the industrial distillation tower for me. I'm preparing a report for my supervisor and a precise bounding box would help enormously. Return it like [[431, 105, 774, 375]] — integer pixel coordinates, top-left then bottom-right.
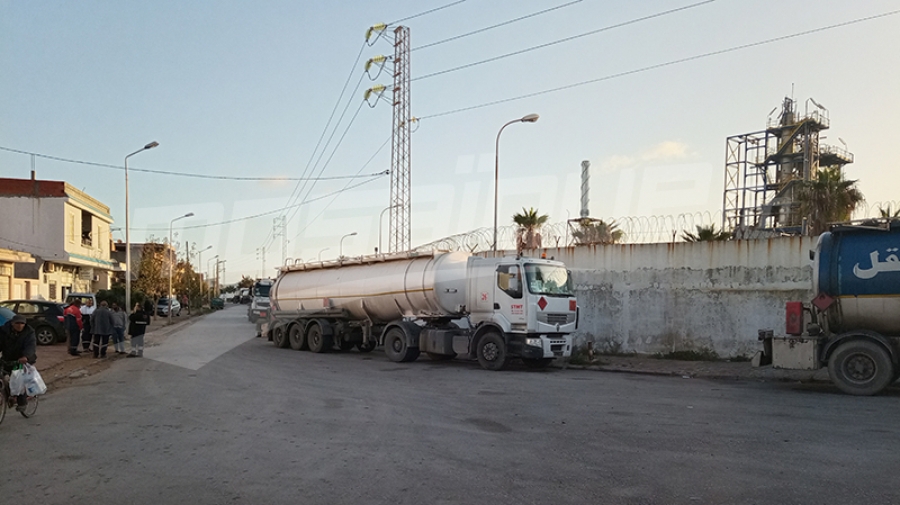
[[722, 96, 854, 234]]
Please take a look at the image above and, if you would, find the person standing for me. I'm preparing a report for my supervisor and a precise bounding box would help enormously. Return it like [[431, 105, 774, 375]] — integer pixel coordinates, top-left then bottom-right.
[[0, 315, 37, 412], [111, 303, 127, 354], [127, 302, 150, 358], [80, 298, 95, 352], [90, 301, 115, 358], [64, 300, 83, 356]]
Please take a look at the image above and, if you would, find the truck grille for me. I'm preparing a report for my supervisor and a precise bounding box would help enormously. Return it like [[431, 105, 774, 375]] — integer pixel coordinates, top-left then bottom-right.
[[539, 313, 572, 325], [550, 339, 567, 356]]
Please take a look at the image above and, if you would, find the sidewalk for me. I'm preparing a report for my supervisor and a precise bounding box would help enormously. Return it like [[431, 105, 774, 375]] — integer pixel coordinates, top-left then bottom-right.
[[36, 310, 209, 390]]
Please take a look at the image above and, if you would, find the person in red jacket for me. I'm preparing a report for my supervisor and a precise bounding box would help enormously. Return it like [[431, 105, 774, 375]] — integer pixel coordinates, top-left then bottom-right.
[[64, 300, 83, 356]]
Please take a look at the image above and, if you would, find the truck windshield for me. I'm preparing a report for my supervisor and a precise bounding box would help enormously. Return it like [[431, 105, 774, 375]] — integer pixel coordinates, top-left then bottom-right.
[[254, 285, 271, 297], [524, 264, 574, 297]]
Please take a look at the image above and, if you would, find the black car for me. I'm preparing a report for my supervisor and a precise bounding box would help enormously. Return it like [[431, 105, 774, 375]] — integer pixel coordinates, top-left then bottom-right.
[[0, 299, 68, 345]]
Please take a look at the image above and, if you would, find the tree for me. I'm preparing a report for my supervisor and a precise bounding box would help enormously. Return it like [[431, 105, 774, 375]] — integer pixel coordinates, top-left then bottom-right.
[[878, 204, 900, 219], [572, 219, 625, 245], [133, 240, 168, 312], [238, 276, 255, 289], [681, 224, 731, 242], [797, 166, 864, 236], [513, 207, 549, 252]]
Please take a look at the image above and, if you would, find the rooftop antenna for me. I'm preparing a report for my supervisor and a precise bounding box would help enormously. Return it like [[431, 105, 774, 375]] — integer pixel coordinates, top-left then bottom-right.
[[580, 160, 590, 218]]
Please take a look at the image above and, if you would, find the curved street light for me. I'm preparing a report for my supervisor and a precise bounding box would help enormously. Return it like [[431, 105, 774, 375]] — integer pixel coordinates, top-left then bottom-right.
[[196, 245, 212, 305], [494, 114, 539, 252], [340, 232, 358, 259], [318, 247, 329, 261], [168, 212, 194, 324], [124, 141, 159, 315]]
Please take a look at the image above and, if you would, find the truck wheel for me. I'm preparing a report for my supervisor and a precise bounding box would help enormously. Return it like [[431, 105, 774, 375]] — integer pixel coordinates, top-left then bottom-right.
[[426, 352, 455, 361], [477, 332, 508, 371], [272, 326, 290, 349], [337, 340, 355, 352], [356, 341, 376, 353], [289, 324, 306, 351], [523, 358, 553, 369], [828, 340, 895, 396], [307, 324, 331, 353], [384, 328, 419, 362]]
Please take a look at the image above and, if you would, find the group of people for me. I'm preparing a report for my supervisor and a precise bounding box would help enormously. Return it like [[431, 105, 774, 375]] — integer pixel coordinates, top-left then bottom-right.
[[63, 300, 151, 358]]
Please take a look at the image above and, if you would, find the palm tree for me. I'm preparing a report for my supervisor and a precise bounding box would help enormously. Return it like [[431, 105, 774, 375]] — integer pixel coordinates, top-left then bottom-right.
[[797, 166, 864, 235], [572, 219, 625, 245], [878, 204, 900, 219], [512, 207, 549, 252], [681, 224, 731, 242]]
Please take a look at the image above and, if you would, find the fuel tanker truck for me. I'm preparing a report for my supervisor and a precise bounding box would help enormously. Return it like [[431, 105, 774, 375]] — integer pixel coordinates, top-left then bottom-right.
[[265, 251, 576, 370], [756, 219, 900, 395]]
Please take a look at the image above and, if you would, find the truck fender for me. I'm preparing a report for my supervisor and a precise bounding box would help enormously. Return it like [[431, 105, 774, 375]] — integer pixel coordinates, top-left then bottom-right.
[[380, 320, 421, 348], [821, 330, 898, 365]]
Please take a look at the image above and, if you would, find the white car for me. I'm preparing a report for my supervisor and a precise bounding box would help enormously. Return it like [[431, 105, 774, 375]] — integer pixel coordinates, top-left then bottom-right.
[[156, 297, 182, 316]]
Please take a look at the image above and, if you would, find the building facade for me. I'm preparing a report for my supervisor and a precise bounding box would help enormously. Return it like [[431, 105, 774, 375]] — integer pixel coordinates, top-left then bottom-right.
[[0, 175, 122, 301]]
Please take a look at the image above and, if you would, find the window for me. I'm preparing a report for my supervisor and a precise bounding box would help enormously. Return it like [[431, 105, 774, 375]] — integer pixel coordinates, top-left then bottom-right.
[[524, 263, 575, 297], [496, 265, 523, 299], [49, 282, 57, 300], [16, 302, 41, 314]]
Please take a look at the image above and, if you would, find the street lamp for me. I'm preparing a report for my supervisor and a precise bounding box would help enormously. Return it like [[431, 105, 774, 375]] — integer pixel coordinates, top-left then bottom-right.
[[207, 254, 218, 300], [318, 247, 329, 261], [168, 212, 194, 324], [493, 113, 539, 252], [197, 245, 212, 305], [340, 232, 357, 259], [124, 141, 159, 315], [379, 204, 400, 254]]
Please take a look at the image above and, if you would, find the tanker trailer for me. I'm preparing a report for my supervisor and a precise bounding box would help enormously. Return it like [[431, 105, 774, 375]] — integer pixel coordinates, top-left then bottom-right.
[[756, 219, 900, 395], [266, 250, 576, 370]]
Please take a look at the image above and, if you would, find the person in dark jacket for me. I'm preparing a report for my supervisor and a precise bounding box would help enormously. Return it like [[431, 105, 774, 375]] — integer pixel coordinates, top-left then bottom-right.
[[90, 301, 116, 358], [0, 315, 37, 412], [127, 303, 150, 358]]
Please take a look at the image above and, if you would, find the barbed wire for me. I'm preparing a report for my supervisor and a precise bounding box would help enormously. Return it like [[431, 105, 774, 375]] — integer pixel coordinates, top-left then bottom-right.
[[414, 204, 899, 252]]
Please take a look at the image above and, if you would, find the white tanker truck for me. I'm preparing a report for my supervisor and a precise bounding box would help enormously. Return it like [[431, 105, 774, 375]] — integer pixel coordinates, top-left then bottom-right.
[[265, 251, 576, 370]]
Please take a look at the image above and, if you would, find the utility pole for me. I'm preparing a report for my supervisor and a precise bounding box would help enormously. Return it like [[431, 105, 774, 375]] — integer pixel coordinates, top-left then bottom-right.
[[257, 246, 266, 278], [365, 24, 412, 253], [273, 216, 287, 268]]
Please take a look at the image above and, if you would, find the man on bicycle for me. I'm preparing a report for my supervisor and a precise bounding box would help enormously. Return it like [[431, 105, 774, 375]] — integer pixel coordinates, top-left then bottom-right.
[[0, 315, 37, 412]]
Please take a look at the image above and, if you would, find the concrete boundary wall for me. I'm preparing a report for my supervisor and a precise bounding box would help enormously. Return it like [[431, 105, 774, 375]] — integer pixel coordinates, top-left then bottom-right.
[[531, 237, 816, 357]]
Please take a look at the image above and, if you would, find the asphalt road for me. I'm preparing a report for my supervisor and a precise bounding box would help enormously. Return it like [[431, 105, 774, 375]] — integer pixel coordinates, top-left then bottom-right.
[[2, 306, 899, 505]]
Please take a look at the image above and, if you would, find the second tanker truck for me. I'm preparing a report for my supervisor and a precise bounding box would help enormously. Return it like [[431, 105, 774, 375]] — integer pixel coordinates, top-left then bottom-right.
[[265, 251, 576, 370], [756, 219, 900, 395]]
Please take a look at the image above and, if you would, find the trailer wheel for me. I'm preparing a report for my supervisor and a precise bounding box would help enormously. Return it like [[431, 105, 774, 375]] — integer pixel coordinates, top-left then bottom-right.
[[272, 325, 290, 349], [288, 324, 306, 351], [356, 341, 376, 353], [384, 327, 419, 362], [337, 340, 355, 352], [477, 332, 508, 371], [828, 340, 895, 396], [307, 323, 331, 353]]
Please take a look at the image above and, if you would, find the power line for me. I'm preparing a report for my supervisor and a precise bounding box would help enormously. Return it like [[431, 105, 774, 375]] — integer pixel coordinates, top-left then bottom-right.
[[420, 9, 900, 120], [413, 0, 583, 52], [389, 0, 468, 25], [131, 173, 387, 232], [414, 0, 716, 82], [0, 146, 381, 181]]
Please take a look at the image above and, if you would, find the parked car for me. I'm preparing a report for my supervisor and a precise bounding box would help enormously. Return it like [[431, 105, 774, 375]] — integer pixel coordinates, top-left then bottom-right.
[[0, 306, 15, 325], [210, 297, 225, 310], [156, 297, 182, 317], [65, 292, 96, 307], [0, 299, 68, 345]]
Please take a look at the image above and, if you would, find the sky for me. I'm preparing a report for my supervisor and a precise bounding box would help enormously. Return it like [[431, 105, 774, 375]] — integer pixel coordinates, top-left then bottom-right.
[[2, 0, 899, 283]]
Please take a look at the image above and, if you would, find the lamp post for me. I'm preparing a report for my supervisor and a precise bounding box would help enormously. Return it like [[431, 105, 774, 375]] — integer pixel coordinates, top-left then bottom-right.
[[318, 247, 329, 261], [379, 204, 400, 254], [340, 232, 357, 259], [124, 141, 159, 315], [493, 114, 539, 252], [207, 255, 218, 301], [168, 212, 194, 324], [196, 245, 212, 306]]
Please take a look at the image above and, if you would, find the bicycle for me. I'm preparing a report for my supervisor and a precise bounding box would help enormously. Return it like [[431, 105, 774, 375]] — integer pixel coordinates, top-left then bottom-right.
[[0, 360, 39, 423]]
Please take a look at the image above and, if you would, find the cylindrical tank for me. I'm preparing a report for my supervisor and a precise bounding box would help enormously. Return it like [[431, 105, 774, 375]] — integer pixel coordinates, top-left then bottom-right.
[[814, 221, 900, 335], [271, 251, 470, 323]]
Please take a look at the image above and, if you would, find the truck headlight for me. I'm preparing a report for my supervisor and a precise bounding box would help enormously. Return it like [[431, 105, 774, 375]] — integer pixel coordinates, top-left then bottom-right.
[[525, 338, 542, 347]]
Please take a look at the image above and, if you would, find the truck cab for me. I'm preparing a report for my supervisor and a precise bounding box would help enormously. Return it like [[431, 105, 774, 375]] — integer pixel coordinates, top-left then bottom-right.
[[248, 279, 273, 323]]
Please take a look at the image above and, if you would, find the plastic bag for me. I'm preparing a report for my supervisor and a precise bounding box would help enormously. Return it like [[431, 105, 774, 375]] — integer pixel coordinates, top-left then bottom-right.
[[8, 367, 26, 396], [22, 364, 47, 396]]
